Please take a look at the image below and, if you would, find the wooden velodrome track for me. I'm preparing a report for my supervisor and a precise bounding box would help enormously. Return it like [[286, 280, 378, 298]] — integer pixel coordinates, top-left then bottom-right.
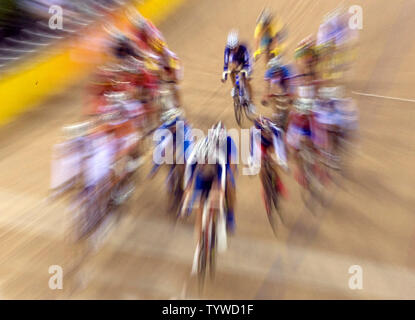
[[0, 0, 414, 299]]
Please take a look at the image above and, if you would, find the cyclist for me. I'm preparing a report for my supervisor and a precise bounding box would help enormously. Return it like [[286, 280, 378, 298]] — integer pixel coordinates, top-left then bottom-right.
[[209, 121, 238, 233], [327, 86, 359, 168], [49, 122, 90, 199], [183, 137, 227, 256], [286, 93, 315, 186], [312, 86, 339, 168], [294, 36, 319, 84], [221, 30, 255, 112], [250, 116, 288, 204], [261, 55, 295, 106], [316, 9, 351, 83], [100, 100, 139, 204], [127, 9, 166, 55], [150, 108, 192, 179], [253, 8, 287, 63], [160, 47, 183, 108]]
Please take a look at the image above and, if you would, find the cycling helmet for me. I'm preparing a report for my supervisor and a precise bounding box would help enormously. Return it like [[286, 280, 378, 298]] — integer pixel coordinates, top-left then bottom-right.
[[227, 30, 239, 49], [267, 56, 283, 70], [257, 8, 273, 25], [161, 108, 183, 125], [295, 35, 316, 59]]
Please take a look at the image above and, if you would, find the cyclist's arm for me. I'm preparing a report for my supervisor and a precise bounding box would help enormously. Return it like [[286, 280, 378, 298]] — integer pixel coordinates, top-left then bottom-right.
[[254, 24, 262, 53], [242, 47, 252, 72], [224, 47, 230, 71]]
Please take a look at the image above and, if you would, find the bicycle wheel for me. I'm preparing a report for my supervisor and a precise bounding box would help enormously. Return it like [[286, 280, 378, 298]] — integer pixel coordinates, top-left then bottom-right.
[[198, 230, 208, 291], [233, 96, 243, 127], [262, 165, 278, 236], [243, 101, 255, 122], [167, 168, 183, 216], [209, 212, 217, 280]]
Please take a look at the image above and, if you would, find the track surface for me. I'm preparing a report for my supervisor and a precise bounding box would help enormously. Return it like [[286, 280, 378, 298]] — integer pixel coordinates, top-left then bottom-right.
[[0, 0, 415, 299]]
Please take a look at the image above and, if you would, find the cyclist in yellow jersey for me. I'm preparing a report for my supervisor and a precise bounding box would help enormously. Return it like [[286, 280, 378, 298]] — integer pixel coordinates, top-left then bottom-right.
[[253, 8, 286, 64]]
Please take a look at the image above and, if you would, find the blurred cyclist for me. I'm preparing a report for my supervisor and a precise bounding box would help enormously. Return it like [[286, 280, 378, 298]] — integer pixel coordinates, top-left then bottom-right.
[[209, 121, 238, 233], [253, 8, 287, 63], [183, 136, 227, 246], [316, 8, 352, 83], [160, 47, 183, 108], [250, 116, 288, 200], [313, 86, 358, 169], [221, 30, 255, 111], [262, 55, 294, 105], [127, 9, 166, 55], [294, 36, 318, 84], [149, 108, 192, 177]]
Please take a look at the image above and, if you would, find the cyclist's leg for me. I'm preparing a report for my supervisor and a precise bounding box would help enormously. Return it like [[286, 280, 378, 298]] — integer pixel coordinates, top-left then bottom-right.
[[194, 175, 211, 244], [230, 71, 237, 92], [243, 75, 253, 102], [225, 174, 236, 232]]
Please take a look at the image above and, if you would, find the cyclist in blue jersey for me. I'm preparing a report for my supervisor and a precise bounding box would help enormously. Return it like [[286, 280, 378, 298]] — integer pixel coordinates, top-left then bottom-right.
[[183, 136, 227, 245], [221, 30, 255, 111], [262, 56, 294, 106]]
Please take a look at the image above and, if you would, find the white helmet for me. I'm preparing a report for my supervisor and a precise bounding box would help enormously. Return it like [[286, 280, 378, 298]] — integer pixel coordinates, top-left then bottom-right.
[[209, 121, 227, 144], [257, 8, 273, 25], [227, 30, 239, 49], [161, 108, 183, 123], [267, 56, 282, 69]]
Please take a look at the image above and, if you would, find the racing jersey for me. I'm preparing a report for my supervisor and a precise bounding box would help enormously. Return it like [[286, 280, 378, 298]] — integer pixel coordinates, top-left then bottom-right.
[[223, 44, 251, 72], [184, 141, 227, 191]]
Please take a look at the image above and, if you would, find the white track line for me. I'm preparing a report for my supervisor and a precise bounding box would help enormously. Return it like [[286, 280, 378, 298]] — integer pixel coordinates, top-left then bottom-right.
[[353, 91, 415, 103]]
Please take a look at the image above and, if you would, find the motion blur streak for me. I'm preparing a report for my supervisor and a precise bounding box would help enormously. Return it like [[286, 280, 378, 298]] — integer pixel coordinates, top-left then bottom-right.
[[0, 0, 414, 300]]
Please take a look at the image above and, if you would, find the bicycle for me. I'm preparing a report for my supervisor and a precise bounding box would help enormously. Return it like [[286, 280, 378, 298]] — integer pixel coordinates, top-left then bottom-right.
[[223, 69, 255, 127], [195, 190, 226, 290], [260, 153, 285, 236]]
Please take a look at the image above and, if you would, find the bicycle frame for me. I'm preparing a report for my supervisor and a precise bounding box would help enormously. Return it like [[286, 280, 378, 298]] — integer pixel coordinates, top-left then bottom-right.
[[234, 71, 249, 105], [226, 69, 253, 126]]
